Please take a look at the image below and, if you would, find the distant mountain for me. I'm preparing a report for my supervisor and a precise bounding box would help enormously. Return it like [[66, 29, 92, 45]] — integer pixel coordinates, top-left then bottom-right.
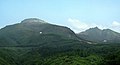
[[0, 18, 80, 46], [77, 27, 120, 43]]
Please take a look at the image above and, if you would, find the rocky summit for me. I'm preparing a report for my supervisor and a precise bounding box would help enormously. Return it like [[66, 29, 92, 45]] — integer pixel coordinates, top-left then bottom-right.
[[21, 18, 47, 23]]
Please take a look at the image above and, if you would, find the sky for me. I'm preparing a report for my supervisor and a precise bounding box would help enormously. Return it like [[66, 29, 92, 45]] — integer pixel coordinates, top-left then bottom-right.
[[0, 0, 120, 33]]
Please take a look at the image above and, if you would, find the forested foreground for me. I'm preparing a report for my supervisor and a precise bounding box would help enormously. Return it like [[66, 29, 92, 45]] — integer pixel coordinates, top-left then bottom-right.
[[0, 43, 120, 65]]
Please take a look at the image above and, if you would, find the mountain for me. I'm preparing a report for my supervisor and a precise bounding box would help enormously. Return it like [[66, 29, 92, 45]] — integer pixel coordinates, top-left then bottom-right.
[[0, 18, 120, 65], [0, 18, 80, 46], [77, 27, 120, 43]]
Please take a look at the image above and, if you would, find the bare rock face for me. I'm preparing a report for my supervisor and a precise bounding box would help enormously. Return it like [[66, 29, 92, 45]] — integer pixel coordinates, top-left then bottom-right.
[[21, 18, 47, 24]]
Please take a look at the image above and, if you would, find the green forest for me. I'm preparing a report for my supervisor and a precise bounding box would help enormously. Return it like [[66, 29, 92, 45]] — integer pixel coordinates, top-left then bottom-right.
[[0, 40, 120, 65]]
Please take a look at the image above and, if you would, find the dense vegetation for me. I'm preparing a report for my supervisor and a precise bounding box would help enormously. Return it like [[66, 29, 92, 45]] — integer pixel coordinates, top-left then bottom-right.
[[0, 41, 120, 65]]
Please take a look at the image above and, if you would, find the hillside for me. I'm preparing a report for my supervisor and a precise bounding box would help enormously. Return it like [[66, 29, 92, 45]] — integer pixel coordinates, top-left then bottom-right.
[[0, 18, 80, 46], [78, 27, 120, 43]]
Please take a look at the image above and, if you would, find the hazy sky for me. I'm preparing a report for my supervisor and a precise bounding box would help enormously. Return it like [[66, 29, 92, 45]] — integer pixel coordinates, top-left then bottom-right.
[[0, 0, 120, 33]]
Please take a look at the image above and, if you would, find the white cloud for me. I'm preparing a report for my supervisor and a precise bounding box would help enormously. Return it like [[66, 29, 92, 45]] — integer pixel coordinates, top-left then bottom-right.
[[67, 18, 92, 33], [110, 21, 120, 33], [68, 18, 88, 30], [67, 18, 120, 33], [67, 18, 107, 33], [112, 21, 120, 27]]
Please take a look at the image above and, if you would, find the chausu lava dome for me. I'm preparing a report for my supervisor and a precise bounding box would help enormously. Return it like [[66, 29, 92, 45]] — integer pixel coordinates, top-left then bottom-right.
[[21, 18, 47, 24]]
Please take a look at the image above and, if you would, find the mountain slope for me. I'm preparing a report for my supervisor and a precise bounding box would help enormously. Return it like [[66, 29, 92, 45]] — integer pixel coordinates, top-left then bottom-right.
[[0, 18, 120, 65], [0, 18, 80, 46], [77, 27, 120, 43]]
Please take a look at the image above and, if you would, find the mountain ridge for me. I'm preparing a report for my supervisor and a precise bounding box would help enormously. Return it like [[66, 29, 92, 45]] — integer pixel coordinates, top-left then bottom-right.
[[0, 18, 81, 46], [78, 27, 120, 43]]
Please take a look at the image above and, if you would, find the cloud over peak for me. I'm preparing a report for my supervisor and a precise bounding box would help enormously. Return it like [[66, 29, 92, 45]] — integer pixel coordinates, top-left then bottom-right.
[[67, 18, 120, 33], [68, 18, 88, 30], [67, 18, 99, 33], [112, 21, 120, 27]]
